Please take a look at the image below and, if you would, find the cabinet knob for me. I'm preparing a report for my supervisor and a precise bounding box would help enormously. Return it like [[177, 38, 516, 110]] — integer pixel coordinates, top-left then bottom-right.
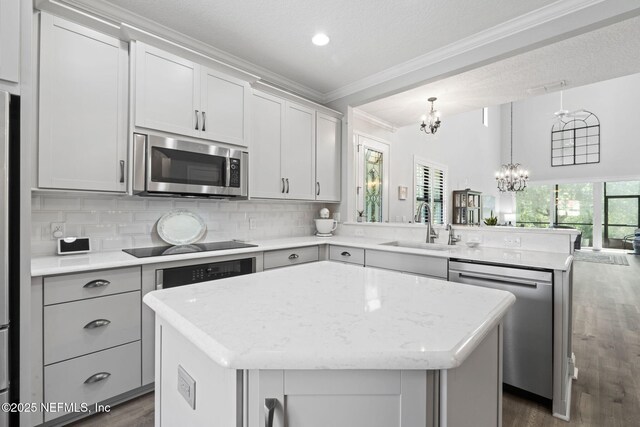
[[84, 372, 111, 384], [316, 182, 320, 196], [288, 253, 299, 260], [83, 279, 110, 289], [119, 160, 125, 183], [281, 178, 285, 193], [285, 178, 290, 194], [264, 398, 277, 427], [83, 319, 111, 329], [341, 251, 351, 257], [195, 110, 199, 130], [202, 111, 207, 132]]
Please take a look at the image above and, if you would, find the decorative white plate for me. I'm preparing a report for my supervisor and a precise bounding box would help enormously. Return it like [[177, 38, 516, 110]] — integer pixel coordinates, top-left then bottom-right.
[[157, 210, 207, 245]]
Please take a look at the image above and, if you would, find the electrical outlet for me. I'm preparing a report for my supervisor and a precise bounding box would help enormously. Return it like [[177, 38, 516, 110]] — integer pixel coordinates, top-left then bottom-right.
[[249, 218, 257, 230], [503, 236, 522, 247], [51, 222, 65, 239], [354, 228, 364, 237], [177, 365, 196, 409]]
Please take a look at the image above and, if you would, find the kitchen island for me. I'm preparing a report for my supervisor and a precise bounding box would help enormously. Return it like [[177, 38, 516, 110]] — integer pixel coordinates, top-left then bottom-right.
[[144, 261, 515, 427]]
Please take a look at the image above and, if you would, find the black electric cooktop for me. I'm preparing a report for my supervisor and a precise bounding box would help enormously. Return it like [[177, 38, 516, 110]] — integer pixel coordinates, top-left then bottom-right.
[[122, 241, 258, 258]]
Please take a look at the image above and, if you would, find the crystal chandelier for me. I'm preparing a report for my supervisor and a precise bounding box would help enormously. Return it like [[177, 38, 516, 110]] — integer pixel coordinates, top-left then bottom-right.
[[496, 103, 529, 192], [420, 97, 441, 134]]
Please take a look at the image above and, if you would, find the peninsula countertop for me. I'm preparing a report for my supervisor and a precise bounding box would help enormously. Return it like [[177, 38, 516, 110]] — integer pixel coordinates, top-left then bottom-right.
[[31, 235, 574, 276], [143, 261, 515, 370]]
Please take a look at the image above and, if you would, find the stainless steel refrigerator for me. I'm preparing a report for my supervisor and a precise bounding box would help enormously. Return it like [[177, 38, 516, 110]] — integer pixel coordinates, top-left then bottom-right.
[[0, 89, 19, 427]]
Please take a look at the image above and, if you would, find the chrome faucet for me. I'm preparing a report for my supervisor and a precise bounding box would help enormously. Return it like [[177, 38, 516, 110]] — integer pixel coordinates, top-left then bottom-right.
[[446, 224, 461, 245], [415, 201, 438, 243]]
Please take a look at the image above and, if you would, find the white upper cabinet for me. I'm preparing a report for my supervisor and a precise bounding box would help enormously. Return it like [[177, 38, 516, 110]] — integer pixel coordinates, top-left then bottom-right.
[[282, 102, 316, 200], [134, 42, 250, 147], [0, 0, 20, 84], [249, 89, 341, 201], [200, 67, 250, 146], [134, 44, 199, 138], [38, 13, 128, 192], [315, 113, 341, 202], [250, 91, 284, 199]]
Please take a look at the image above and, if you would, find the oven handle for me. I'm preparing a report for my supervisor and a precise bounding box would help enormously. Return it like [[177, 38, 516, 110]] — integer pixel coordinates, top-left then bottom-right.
[[225, 158, 232, 187], [156, 270, 164, 290]]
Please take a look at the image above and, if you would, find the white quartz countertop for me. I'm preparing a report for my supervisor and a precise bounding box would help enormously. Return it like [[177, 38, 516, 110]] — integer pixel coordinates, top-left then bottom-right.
[[31, 235, 573, 276], [143, 261, 516, 370]]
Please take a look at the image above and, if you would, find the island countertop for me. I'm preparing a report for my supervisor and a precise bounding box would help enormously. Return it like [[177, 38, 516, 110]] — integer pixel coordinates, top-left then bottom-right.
[[143, 261, 515, 370]]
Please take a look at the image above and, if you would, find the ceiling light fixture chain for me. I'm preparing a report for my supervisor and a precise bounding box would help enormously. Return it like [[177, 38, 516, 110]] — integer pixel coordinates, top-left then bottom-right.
[[420, 97, 441, 135], [495, 102, 529, 192]]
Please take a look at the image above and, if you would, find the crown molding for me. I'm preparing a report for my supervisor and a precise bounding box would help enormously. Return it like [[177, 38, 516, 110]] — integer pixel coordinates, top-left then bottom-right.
[[352, 109, 397, 133], [44, 0, 325, 102], [323, 0, 605, 103]]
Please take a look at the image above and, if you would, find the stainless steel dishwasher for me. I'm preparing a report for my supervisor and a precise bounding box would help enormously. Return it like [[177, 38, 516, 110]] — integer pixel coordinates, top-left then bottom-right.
[[449, 260, 553, 400]]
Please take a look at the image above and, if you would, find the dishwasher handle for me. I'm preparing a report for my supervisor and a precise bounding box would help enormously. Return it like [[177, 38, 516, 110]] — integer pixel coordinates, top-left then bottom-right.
[[449, 269, 549, 288]]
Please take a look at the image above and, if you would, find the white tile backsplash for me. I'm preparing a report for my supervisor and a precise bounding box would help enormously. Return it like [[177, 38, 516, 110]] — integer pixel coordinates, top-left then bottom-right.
[[32, 193, 330, 255]]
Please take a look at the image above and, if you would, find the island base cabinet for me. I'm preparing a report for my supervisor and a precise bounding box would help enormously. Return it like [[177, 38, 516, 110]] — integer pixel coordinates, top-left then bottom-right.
[[247, 370, 433, 427], [154, 315, 502, 427]]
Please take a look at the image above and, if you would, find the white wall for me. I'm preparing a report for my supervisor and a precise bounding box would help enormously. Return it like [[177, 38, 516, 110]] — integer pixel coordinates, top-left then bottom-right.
[[510, 73, 640, 184], [388, 106, 502, 222]]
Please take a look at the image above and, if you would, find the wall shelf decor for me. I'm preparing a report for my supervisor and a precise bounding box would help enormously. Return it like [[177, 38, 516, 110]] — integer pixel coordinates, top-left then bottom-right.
[[551, 110, 600, 167], [452, 189, 482, 225]]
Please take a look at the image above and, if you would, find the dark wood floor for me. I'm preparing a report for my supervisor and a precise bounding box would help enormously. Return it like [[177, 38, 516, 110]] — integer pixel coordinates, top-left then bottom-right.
[[71, 253, 640, 427]]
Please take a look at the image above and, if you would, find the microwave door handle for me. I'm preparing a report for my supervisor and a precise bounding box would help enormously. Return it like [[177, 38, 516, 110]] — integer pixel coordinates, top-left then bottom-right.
[[225, 158, 231, 187]]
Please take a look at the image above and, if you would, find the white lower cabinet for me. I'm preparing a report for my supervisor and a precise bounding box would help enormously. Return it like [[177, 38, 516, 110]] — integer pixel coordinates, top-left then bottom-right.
[[329, 245, 365, 266], [44, 291, 141, 365], [44, 341, 141, 422], [34, 266, 143, 424], [263, 246, 319, 270], [248, 370, 430, 427], [365, 249, 448, 279]]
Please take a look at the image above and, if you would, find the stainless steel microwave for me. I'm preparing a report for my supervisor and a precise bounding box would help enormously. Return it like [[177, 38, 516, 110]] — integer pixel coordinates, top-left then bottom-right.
[[133, 133, 248, 198]]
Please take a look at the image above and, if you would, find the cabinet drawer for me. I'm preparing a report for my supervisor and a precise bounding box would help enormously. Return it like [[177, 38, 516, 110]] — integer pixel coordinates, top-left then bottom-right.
[[44, 291, 141, 365], [329, 246, 365, 266], [44, 341, 141, 422], [365, 250, 448, 279], [264, 246, 319, 270], [44, 267, 141, 305]]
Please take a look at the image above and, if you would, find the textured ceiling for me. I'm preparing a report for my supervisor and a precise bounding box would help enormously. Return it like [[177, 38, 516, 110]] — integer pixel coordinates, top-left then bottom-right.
[[104, 0, 556, 94], [357, 16, 640, 127]]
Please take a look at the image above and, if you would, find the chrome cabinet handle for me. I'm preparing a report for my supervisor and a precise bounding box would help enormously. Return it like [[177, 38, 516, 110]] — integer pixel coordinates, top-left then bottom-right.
[[119, 160, 125, 183], [83, 279, 110, 289], [316, 182, 320, 196], [84, 372, 111, 384], [264, 398, 277, 427], [285, 178, 290, 194], [341, 251, 351, 257], [288, 253, 299, 260], [281, 178, 285, 193], [202, 111, 206, 131], [84, 319, 111, 329], [195, 110, 199, 130]]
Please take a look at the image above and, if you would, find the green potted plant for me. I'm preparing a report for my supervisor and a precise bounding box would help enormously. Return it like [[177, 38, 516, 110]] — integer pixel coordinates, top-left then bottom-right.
[[484, 210, 498, 226]]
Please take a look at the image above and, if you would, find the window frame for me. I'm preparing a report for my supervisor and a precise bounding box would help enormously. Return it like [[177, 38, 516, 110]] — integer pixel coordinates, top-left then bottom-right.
[[354, 132, 390, 222], [413, 156, 448, 225]]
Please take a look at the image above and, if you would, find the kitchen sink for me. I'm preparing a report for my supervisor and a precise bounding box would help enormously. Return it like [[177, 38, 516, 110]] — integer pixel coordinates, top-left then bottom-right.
[[380, 241, 453, 251]]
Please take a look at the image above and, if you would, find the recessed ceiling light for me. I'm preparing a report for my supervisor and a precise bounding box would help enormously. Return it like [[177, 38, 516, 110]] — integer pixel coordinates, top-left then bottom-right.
[[312, 33, 330, 46]]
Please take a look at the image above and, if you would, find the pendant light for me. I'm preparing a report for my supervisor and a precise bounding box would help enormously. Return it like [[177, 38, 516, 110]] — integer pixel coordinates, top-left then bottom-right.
[[420, 97, 441, 134], [495, 103, 529, 192]]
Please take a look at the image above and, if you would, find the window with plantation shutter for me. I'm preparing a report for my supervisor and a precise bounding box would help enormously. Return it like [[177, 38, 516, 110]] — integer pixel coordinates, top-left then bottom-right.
[[415, 159, 447, 225]]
